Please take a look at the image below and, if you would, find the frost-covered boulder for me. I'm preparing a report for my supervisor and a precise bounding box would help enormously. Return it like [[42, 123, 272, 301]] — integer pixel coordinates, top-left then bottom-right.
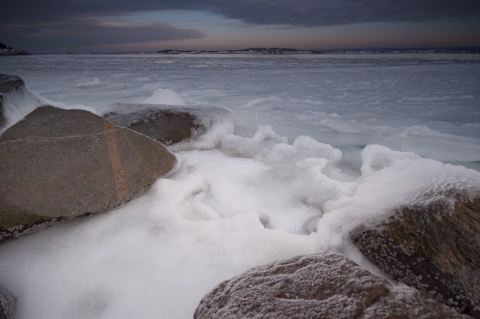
[[0, 74, 24, 127], [103, 104, 234, 150], [194, 253, 467, 319], [0, 106, 176, 243], [0, 284, 15, 319], [351, 192, 480, 318]]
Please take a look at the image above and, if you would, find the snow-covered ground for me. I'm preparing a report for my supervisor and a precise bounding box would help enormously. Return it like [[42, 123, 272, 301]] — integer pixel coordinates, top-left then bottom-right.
[[0, 54, 479, 318]]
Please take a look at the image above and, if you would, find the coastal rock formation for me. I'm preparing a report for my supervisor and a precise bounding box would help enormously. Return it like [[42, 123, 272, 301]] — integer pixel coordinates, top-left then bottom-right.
[[0, 74, 25, 127], [0, 42, 28, 56], [194, 252, 467, 319], [0, 284, 15, 319], [351, 192, 480, 318], [104, 104, 202, 145], [104, 104, 234, 148], [0, 106, 176, 243]]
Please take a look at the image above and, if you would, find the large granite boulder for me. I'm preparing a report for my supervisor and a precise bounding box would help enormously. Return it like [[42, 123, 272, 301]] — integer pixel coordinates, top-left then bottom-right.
[[351, 192, 480, 318], [194, 252, 467, 319], [0, 284, 15, 319], [0, 74, 25, 127], [104, 104, 233, 147], [0, 106, 176, 243]]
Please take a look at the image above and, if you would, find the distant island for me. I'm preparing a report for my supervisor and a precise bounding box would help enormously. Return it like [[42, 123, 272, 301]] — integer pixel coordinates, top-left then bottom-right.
[[157, 47, 480, 55], [0, 42, 28, 56]]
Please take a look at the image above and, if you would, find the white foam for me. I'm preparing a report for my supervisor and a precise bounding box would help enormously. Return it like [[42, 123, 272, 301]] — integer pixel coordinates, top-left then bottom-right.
[[1, 86, 98, 132], [398, 125, 446, 138], [1, 86, 47, 131], [168, 105, 235, 151], [317, 144, 480, 252], [2, 126, 478, 318], [76, 78, 103, 88], [153, 60, 176, 64], [143, 88, 185, 105]]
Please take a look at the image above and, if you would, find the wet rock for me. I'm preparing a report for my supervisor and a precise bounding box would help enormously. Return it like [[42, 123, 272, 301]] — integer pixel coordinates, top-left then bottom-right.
[[0, 106, 176, 243], [104, 104, 203, 145], [0, 74, 24, 127], [351, 191, 480, 318], [0, 284, 15, 319], [104, 104, 234, 148], [194, 252, 467, 319], [0, 75, 24, 94]]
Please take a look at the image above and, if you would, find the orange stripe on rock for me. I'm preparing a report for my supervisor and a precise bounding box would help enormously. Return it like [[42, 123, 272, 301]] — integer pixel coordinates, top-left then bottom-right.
[[103, 121, 128, 201]]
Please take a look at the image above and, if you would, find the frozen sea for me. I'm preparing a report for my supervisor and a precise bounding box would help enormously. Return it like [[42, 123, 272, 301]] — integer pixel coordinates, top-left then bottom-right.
[[1, 54, 480, 318]]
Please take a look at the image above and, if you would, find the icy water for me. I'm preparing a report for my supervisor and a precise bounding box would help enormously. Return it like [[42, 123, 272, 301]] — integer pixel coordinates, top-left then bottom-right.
[[0, 54, 480, 318]]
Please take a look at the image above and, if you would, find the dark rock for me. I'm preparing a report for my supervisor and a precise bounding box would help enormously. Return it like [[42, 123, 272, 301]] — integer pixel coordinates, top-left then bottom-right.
[[0, 75, 24, 94], [0, 105, 176, 243], [104, 104, 234, 148], [0, 74, 25, 127], [194, 252, 467, 319], [104, 104, 205, 145], [0, 285, 15, 319], [0, 96, 3, 127], [351, 192, 480, 318], [0, 43, 28, 56]]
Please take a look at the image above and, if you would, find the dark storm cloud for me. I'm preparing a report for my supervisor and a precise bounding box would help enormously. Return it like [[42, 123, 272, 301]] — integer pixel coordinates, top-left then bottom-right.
[[1, 0, 479, 50], [2, 0, 479, 26], [205, 0, 480, 26], [1, 16, 206, 51]]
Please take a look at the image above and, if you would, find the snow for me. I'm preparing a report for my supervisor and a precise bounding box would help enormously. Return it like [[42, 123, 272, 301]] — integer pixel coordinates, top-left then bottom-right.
[[0, 53, 479, 319]]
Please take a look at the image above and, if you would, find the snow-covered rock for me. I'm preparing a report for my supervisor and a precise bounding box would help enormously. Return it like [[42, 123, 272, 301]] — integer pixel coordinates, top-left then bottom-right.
[[351, 191, 480, 318], [194, 252, 467, 318]]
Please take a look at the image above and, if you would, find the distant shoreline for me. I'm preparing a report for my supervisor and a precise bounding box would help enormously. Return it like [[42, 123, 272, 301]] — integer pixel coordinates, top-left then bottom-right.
[[20, 47, 480, 56], [0, 41, 29, 56]]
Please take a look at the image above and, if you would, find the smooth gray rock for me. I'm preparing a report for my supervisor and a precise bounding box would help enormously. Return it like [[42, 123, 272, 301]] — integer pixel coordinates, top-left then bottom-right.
[[0, 106, 176, 243], [0, 285, 15, 319], [104, 104, 234, 147], [194, 252, 467, 319], [351, 192, 480, 318], [0, 74, 24, 127], [104, 104, 203, 145]]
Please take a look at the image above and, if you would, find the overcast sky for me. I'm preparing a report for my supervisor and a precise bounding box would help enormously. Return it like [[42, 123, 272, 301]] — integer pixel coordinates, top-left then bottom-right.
[[1, 0, 480, 52]]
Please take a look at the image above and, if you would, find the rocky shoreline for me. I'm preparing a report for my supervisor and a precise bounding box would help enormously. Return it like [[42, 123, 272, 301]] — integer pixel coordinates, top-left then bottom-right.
[[0, 43, 28, 56], [1, 74, 479, 318]]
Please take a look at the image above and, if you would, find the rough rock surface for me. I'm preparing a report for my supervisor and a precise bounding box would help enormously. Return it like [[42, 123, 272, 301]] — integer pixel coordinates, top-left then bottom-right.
[[0, 74, 25, 126], [0, 285, 15, 319], [351, 192, 480, 318], [104, 104, 203, 145], [0, 105, 176, 243], [194, 252, 467, 319]]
